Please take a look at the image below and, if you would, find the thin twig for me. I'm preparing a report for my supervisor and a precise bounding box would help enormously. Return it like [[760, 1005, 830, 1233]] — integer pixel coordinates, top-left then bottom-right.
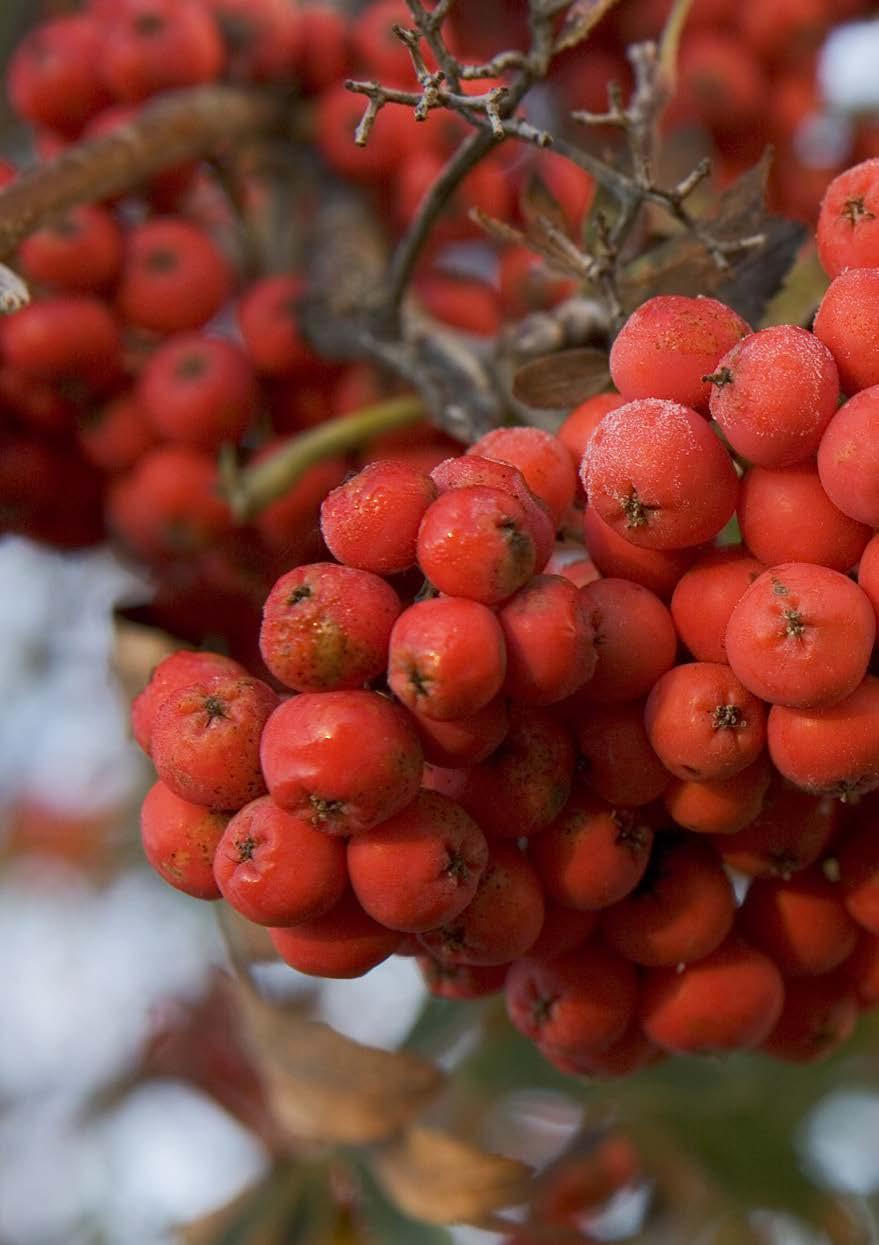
[[222, 394, 425, 521], [0, 85, 285, 261]]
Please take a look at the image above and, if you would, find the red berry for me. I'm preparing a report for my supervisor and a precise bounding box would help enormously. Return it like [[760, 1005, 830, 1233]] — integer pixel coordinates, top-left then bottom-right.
[[117, 218, 232, 334], [707, 325, 839, 467], [140, 780, 228, 899], [506, 944, 638, 1056], [260, 690, 423, 836], [813, 268, 879, 395], [601, 837, 735, 967], [213, 795, 347, 925], [582, 399, 738, 549], [670, 547, 765, 664], [321, 460, 437, 576], [416, 486, 536, 605], [761, 975, 858, 1063], [151, 675, 278, 810], [739, 866, 859, 977], [19, 204, 123, 292], [347, 790, 488, 932], [103, 0, 225, 103], [817, 159, 879, 278], [468, 427, 577, 526], [131, 648, 248, 754], [817, 386, 879, 527], [640, 936, 785, 1053], [388, 596, 507, 721], [137, 333, 257, 450], [578, 577, 677, 703], [644, 661, 767, 782], [571, 698, 672, 807], [270, 889, 402, 978], [530, 788, 654, 910], [8, 16, 110, 134], [664, 755, 772, 836], [725, 563, 875, 709], [260, 563, 401, 692], [417, 842, 545, 965], [609, 294, 749, 412], [498, 575, 597, 706]]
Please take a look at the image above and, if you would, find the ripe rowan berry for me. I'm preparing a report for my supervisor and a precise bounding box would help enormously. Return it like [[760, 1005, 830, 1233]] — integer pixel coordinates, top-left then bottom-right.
[[664, 755, 772, 836], [578, 578, 677, 703], [77, 393, 157, 475], [582, 506, 701, 600], [530, 787, 654, 910], [418, 842, 545, 966], [768, 677, 879, 799], [7, 16, 110, 134], [117, 218, 233, 334], [107, 446, 232, 561], [725, 563, 875, 709], [468, 426, 577, 525], [498, 575, 597, 706], [3, 295, 122, 388], [582, 399, 739, 549], [506, 944, 638, 1056], [151, 674, 278, 810], [707, 325, 839, 467], [294, 4, 349, 94], [571, 698, 672, 807], [321, 460, 437, 576], [417, 957, 509, 1000], [670, 547, 765, 664], [761, 975, 859, 1063], [407, 696, 509, 769], [857, 533, 879, 632], [19, 204, 123, 293], [645, 661, 766, 782], [387, 596, 507, 720], [601, 836, 735, 967], [102, 0, 225, 103], [817, 385, 879, 527], [137, 334, 257, 451], [557, 393, 627, 467], [131, 648, 248, 754], [140, 780, 229, 900], [213, 795, 347, 926], [640, 936, 785, 1054], [347, 790, 489, 932], [253, 452, 348, 560], [236, 275, 317, 377], [817, 158, 879, 278], [430, 454, 554, 572], [260, 690, 423, 836], [737, 461, 871, 572], [813, 268, 879, 395], [428, 706, 575, 839], [270, 889, 402, 979], [740, 866, 858, 977], [609, 294, 749, 412], [837, 812, 879, 936], [416, 486, 537, 605], [713, 780, 840, 879], [259, 563, 401, 693]]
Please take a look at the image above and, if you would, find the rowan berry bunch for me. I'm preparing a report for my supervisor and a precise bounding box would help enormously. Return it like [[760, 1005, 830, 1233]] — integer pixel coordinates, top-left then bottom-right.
[[133, 149, 879, 1075], [3, 0, 879, 1080]]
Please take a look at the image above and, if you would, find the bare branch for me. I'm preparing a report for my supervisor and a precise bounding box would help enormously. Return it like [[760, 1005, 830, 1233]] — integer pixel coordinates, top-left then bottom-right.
[[0, 85, 285, 262]]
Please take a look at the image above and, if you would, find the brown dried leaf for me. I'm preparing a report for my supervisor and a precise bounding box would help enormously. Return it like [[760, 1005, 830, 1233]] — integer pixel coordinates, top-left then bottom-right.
[[553, 0, 625, 53], [714, 216, 806, 327], [372, 1123, 532, 1226], [513, 347, 610, 408], [236, 984, 444, 1146], [469, 207, 527, 249]]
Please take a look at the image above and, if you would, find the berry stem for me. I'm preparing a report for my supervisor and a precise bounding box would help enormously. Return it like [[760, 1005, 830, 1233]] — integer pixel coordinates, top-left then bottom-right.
[[221, 393, 425, 521]]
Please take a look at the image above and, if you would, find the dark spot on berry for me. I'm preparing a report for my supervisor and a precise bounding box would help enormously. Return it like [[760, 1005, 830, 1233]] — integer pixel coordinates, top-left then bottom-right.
[[203, 695, 228, 721]]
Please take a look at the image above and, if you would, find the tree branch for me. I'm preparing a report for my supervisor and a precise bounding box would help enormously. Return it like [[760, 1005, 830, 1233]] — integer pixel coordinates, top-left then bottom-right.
[[0, 84, 286, 261], [221, 394, 426, 521]]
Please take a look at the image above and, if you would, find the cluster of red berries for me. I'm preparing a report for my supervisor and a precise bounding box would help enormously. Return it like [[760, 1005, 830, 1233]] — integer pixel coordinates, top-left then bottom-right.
[[135, 156, 879, 1077]]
